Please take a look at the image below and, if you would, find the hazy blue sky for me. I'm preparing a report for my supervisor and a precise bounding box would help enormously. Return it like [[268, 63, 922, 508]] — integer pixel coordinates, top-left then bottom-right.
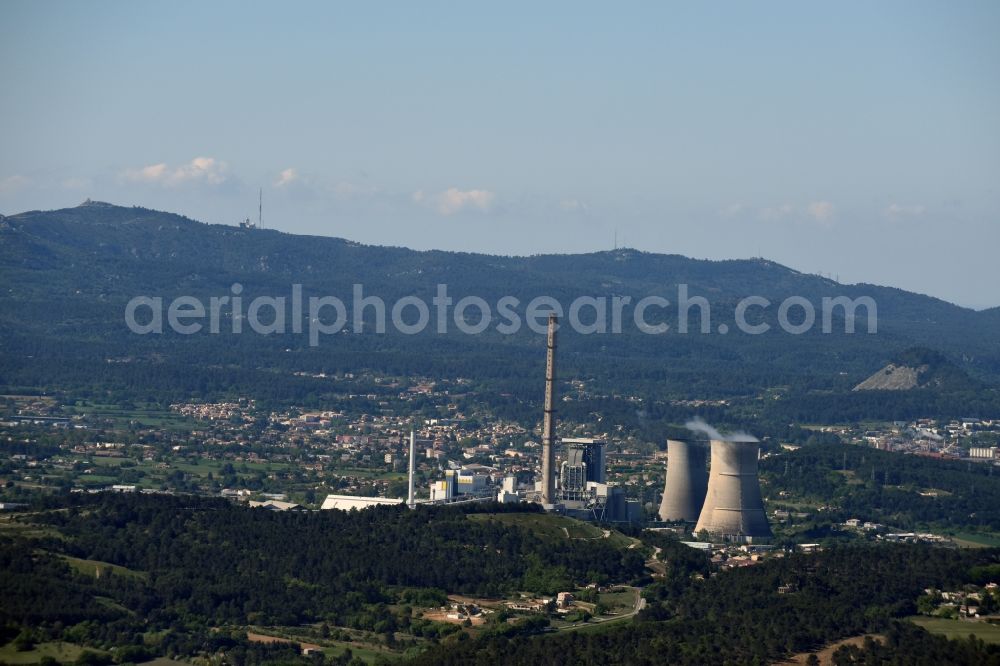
[[1, 1, 998, 308]]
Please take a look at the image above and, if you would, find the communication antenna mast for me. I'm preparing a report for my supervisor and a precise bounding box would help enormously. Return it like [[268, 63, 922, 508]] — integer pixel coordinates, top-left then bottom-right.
[[258, 187, 263, 230]]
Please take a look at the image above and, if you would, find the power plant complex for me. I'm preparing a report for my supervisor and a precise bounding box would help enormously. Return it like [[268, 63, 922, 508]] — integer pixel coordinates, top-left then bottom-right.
[[532, 314, 771, 541], [322, 313, 771, 541]]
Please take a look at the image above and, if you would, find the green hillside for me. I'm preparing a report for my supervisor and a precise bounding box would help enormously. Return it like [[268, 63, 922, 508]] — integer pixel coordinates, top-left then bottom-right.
[[2, 202, 999, 421]]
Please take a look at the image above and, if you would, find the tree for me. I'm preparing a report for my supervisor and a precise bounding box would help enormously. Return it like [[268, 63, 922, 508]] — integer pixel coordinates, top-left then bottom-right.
[[13, 630, 35, 652]]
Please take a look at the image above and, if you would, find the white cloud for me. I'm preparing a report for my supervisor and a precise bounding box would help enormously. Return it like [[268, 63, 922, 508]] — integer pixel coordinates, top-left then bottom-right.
[[0, 174, 30, 194], [173, 157, 228, 184], [123, 157, 229, 186], [127, 163, 168, 182], [806, 201, 835, 222], [756, 201, 834, 225], [885, 203, 925, 218], [758, 203, 794, 220], [423, 187, 496, 215], [274, 168, 298, 188], [720, 203, 746, 217]]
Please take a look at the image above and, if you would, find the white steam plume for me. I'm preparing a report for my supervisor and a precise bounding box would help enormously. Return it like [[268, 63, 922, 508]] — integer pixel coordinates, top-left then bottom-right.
[[685, 416, 758, 443]]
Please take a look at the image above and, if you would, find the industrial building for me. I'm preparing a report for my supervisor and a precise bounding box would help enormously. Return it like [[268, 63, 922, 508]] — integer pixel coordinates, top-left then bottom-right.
[[559, 438, 606, 501], [320, 495, 406, 511], [496, 476, 520, 503], [319, 426, 496, 511], [541, 436, 639, 522], [429, 469, 490, 501]]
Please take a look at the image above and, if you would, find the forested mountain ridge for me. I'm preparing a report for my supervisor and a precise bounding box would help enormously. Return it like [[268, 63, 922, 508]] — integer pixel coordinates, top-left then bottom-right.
[[2, 202, 998, 416]]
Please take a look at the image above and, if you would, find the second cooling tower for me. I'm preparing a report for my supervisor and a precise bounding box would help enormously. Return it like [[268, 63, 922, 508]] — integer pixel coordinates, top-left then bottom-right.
[[657, 439, 708, 522], [694, 439, 772, 540]]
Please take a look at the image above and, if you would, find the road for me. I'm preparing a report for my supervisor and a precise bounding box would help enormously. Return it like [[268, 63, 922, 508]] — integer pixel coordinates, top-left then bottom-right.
[[554, 536, 662, 632], [556, 587, 645, 631], [646, 545, 667, 576]]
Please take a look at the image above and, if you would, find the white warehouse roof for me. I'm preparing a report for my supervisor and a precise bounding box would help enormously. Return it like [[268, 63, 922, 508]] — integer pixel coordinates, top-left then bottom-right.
[[320, 494, 405, 511]]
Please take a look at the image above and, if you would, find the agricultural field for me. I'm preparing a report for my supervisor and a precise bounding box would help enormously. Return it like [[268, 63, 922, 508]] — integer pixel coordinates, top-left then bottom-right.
[[0, 641, 104, 665], [597, 587, 639, 615], [942, 531, 1000, 549], [468, 511, 606, 540], [60, 554, 148, 580], [468, 512, 644, 553], [908, 616, 1000, 644], [68, 401, 203, 431]]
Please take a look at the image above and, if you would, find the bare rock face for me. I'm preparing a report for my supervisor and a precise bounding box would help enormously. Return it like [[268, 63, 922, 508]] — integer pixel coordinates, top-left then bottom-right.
[[853, 363, 927, 391], [853, 347, 975, 392]]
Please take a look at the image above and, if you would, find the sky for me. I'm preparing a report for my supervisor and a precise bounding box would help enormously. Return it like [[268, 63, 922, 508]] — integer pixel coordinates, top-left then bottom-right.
[[1, 1, 998, 308]]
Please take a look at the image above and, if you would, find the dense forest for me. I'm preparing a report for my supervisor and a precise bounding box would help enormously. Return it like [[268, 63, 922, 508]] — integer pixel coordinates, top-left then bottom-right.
[[830, 622, 1000, 665], [408, 544, 1000, 665], [761, 442, 1000, 532], [14, 495, 643, 622], [2, 494, 999, 665], [1, 496, 644, 663]]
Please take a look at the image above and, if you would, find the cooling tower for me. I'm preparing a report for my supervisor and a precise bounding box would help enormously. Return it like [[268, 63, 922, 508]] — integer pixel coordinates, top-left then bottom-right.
[[657, 439, 708, 522], [694, 439, 772, 540]]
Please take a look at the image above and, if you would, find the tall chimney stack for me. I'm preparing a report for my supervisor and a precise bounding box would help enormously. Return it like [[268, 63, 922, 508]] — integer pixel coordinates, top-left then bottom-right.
[[407, 429, 416, 509], [541, 314, 558, 506]]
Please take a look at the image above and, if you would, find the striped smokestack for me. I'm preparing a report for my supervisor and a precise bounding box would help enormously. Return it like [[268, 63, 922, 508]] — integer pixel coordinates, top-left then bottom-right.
[[541, 314, 557, 506], [407, 429, 416, 509]]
